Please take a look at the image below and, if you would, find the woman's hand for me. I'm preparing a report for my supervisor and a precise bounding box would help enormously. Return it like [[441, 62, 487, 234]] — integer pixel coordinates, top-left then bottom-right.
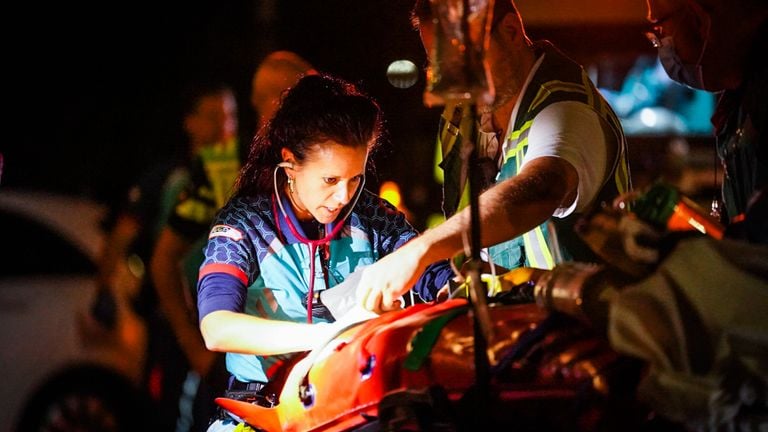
[[356, 240, 428, 313]]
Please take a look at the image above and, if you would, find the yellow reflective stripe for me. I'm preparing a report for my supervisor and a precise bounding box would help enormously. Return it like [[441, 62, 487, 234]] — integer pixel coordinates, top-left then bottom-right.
[[204, 161, 240, 207], [522, 226, 555, 269], [197, 138, 241, 207], [534, 226, 555, 269], [529, 82, 587, 112], [504, 136, 529, 165], [581, 70, 630, 196], [522, 233, 537, 267], [507, 120, 533, 141], [503, 120, 533, 164]]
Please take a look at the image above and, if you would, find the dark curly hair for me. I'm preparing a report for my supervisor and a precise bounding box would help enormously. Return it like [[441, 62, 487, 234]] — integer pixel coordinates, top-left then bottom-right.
[[234, 73, 383, 197]]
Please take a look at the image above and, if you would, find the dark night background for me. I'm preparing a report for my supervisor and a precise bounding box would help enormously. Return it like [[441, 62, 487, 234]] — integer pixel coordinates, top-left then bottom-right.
[[5, 1, 651, 230]]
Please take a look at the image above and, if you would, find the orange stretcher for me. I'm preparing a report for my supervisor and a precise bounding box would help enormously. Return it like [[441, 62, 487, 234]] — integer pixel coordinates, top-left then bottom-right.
[[215, 296, 640, 431]]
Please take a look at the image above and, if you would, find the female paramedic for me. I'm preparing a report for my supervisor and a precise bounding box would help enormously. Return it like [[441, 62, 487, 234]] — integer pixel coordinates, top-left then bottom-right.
[[197, 74, 453, 430]]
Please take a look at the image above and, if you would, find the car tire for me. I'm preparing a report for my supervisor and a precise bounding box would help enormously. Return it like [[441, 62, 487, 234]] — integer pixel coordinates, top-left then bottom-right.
[[15, 365, 153, 432]]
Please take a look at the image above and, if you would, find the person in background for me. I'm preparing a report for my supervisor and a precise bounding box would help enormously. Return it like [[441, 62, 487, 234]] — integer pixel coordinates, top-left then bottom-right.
[[250, 50, 316, 129], [356, 0, 631, 312], [197, 74, 453, 431], [93, 82, 238, 431], [644, 0, 766, 242], [149, 82, 239, 431]]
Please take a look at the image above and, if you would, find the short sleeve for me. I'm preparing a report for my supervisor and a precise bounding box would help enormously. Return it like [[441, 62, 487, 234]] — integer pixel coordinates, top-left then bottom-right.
[[522, 101, 609, 217]]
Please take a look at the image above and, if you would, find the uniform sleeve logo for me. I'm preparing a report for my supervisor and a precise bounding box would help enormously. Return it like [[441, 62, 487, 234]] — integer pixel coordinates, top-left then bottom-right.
[[209, 224, 244, 241]]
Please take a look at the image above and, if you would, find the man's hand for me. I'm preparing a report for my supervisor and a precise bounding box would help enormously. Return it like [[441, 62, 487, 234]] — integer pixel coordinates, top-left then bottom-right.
[[356, 240, 427, 313]]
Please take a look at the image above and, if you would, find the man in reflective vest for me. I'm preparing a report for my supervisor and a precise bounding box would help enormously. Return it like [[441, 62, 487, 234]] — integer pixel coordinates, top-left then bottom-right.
[[358, 0, 631, 312]]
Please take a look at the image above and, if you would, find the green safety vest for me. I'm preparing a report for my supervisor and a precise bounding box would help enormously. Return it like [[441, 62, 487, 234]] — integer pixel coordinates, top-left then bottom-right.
[[490, 42, 630, 269], [437, 42, 631, 270]]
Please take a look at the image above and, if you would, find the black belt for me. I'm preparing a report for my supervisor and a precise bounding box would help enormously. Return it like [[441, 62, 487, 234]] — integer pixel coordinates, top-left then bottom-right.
[[218, 378, 276, 415], [228, 376, 266, 392]]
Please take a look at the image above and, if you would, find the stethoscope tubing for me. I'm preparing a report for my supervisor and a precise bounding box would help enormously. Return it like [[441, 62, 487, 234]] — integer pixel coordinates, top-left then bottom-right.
[[272, 164, 365, 323]]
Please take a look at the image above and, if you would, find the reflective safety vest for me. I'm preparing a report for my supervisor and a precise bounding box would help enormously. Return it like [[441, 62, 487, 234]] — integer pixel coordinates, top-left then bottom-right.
[[170, 138, 242, 292], [172, 138, 241, 238], [488, 42, 631, 270]]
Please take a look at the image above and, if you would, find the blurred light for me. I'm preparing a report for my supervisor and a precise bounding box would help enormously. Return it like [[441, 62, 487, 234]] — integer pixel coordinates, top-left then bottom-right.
[[639, 107, 658, 127], [127, 254, 146, 279], [379, 180, 402, 207], [631, 82, 650, 102], [386, 60, 418, 89]]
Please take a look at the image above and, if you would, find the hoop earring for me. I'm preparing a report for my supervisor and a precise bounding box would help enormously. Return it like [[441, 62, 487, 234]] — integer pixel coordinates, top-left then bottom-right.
[[287, 177, 296, 194]]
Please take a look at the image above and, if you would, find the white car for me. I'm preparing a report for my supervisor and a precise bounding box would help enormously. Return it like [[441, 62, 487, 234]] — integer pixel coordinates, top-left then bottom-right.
[[0, 188, 150, 431]]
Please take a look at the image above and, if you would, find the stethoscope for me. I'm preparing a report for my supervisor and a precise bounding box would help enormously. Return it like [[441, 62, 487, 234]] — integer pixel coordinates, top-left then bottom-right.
[[272, 162, 365, 323]]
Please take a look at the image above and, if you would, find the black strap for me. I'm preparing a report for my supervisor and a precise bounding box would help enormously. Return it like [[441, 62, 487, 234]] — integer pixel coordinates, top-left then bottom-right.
[[228, 376, 266, 392]]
